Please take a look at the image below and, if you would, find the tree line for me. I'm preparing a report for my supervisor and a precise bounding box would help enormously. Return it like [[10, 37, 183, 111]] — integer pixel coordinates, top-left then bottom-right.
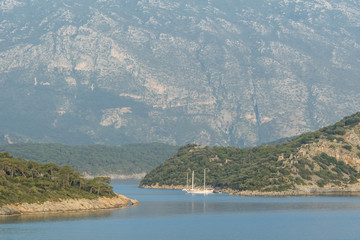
[[0, 152, 116, 206], [0, 143, 179, 176]]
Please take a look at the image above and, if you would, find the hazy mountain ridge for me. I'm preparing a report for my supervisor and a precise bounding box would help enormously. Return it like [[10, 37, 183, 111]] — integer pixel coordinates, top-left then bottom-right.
[[1, 0, 360, 146], [0, 143, 179, 177]]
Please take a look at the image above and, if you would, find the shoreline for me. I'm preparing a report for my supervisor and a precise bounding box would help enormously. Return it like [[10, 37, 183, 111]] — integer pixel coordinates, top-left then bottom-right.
[[140, 184, 360, 197], [0, 194, 139, 216], [82, 172, 146, 180]]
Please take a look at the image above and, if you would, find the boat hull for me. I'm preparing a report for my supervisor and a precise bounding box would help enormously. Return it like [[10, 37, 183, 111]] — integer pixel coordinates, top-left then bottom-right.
[[185, 189, 214, 194]]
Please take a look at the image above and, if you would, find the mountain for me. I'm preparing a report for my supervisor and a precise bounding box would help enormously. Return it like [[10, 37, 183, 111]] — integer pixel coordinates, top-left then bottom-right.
[[140, 112, 360, 195], [0, 143, 178, 177], [1, 0, 360, 147]]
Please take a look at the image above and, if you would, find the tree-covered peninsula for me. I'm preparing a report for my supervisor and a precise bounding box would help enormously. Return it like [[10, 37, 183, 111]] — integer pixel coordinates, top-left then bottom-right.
[[140, 112, 360, 196], [0, 152, 128, 209]]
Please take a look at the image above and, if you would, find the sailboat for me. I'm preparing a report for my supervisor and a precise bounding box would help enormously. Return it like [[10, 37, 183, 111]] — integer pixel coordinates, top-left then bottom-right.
[[182, 172, 189, 191], [185, 169, 214, 194]]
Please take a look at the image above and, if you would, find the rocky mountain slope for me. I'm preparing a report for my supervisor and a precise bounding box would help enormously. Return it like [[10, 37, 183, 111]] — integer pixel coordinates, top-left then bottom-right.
[[1, 0, 360, 147], [140, 112, 360, 195]]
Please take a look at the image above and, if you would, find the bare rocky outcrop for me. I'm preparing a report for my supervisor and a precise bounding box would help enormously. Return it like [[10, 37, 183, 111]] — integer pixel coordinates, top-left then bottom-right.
[[0, 194, 139, 216], [289, 127, 360, 171]]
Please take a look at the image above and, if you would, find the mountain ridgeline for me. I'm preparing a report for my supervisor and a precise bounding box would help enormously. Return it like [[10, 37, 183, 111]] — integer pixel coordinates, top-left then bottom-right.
[[0, 143, 178, 177], [0, 152, 116, 207], [1, 0, 360, 147], [140, 112, 360, 195]]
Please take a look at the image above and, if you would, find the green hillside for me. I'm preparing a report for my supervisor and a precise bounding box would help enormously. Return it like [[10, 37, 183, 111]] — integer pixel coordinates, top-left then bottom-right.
[[140, 112, 360, 194], [0, 143, 178, 177], [0, 152, 116, 206]]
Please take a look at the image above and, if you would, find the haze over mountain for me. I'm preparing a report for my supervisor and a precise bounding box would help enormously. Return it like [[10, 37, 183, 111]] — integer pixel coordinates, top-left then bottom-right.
[[1, 0, 359, 147]]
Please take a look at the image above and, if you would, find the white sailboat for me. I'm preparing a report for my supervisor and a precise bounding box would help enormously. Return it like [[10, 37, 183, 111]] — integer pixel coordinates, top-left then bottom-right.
[[185, 169, 214, 194]]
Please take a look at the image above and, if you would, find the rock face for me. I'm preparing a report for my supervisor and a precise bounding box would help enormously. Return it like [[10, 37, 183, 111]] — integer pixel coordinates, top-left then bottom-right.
[[0, 194, 138, 216], [284, 124, 360, 172], [1, 0, 360, 147]]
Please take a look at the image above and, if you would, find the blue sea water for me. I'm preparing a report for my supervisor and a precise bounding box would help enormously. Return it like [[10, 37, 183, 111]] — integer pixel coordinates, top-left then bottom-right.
[[1, 180, 360, 240]]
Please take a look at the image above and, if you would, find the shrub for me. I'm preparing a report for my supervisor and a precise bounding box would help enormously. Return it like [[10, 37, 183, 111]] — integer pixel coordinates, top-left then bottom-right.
[[316, 179, 328, 187], [342, 145, 352, 151]]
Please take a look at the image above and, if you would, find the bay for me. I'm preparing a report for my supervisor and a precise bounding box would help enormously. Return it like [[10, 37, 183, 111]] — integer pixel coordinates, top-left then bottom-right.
[[1, 180, 360, 240]]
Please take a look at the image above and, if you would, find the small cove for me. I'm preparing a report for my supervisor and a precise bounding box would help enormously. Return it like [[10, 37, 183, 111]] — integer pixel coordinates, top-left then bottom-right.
[[1, 180, 360, 240]]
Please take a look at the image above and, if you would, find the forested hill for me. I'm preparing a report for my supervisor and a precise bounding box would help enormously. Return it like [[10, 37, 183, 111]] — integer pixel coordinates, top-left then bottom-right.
[[0, 143, 178, 177], [0, 152, 116, 206], [140, 112, 360, 194]]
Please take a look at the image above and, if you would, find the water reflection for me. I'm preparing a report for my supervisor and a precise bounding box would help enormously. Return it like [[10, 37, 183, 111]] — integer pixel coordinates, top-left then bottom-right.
[[0, 209, 115, 224], [3, 181, 360, 224], [109, 198, 360, 221]]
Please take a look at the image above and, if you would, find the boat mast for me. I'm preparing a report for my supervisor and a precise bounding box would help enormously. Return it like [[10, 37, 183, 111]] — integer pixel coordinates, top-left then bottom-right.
[[204, 169, 206, 191], [192, 171, 194, 190], [186, 172, 189, 189]]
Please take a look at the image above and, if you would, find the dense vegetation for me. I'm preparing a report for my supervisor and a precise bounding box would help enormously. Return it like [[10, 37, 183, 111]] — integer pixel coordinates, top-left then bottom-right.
[[140, 112, 360, 192], [0, 152, 116, 206], [0, 143, 178, 176]]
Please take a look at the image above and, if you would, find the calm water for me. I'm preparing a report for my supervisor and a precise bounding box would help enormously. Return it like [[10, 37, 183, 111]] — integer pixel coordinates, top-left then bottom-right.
[[1, 180, 360, 240]]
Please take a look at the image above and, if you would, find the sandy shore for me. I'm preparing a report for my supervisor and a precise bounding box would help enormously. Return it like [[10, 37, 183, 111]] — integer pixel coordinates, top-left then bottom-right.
[[0, 194, 139, 216]]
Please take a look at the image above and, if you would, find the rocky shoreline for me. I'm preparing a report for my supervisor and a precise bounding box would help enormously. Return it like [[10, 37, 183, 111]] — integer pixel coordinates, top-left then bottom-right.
[[0, 194, 139, 216], [141, 184, 360, 197]]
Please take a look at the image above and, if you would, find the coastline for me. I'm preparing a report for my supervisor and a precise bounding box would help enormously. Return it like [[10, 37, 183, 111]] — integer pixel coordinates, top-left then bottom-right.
[[0, 194, 139, 216], [82, 172, 146, 180], [140, 184, 360, 197]]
